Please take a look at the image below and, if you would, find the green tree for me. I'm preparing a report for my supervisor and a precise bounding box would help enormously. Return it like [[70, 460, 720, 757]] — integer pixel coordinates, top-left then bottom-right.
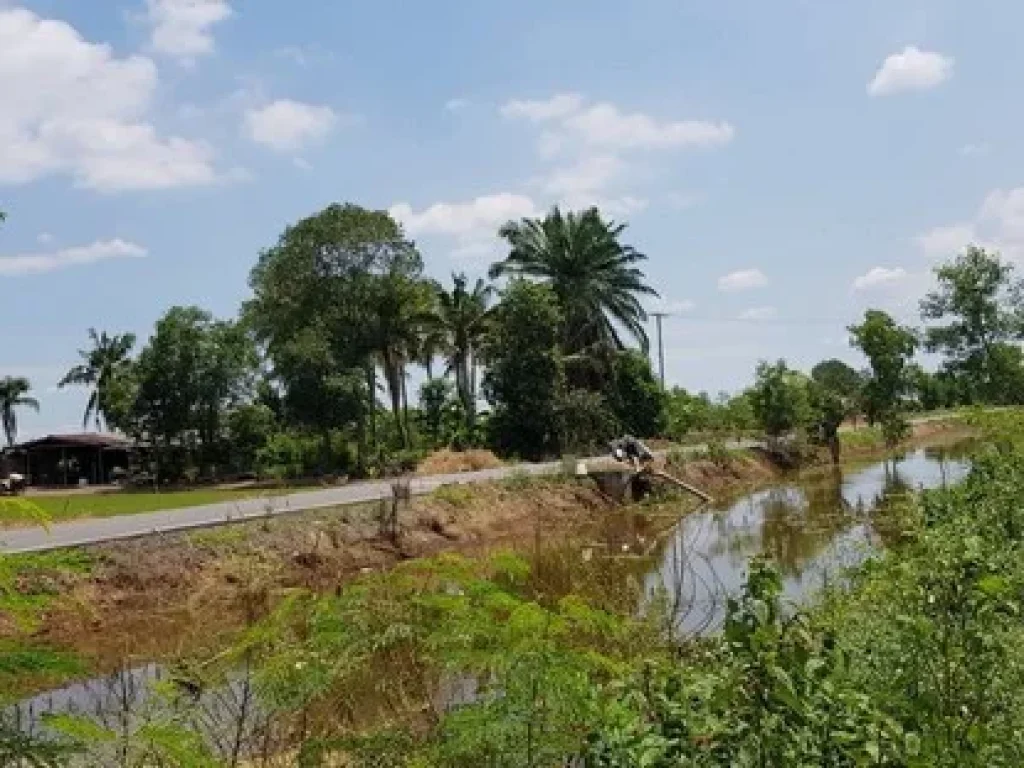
[[0, 377, 38, 447], [482, 281, 564, 459], [810, 358, 862, 401], [849, 309, 919, 446], [363, 267, 436, 448], [920, 246, 1024, 403], [433, 273, 494, 431], [247, 203, 423, 460], [749, 360, 812, 438], [268, 329, 366, 472], [490, 207, 658, 356], [418, 378, 452, 448], [133, 307, 258, 478], [58, 329, 136, 430], [226, 403, 275, 474], [608, 349, 666, 438], [807, 381, 846, 463], [664, 388, 713, 437]]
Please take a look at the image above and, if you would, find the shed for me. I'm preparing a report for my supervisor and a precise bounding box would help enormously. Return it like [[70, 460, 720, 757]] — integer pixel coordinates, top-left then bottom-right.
[[9, 434, 135, 487]]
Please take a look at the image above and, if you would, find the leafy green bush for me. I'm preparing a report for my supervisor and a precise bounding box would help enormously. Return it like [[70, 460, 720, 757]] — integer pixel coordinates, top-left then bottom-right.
[[255, 429, 354, 479]]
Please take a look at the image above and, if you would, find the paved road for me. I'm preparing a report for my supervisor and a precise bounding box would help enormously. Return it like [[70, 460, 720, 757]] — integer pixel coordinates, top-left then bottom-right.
[[0, 441, 760, 555], [0, 461, 561, 555]]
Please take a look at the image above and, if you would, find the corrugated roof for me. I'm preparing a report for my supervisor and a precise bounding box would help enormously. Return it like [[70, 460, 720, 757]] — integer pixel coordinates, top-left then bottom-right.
[[14, 434, 135, 451]]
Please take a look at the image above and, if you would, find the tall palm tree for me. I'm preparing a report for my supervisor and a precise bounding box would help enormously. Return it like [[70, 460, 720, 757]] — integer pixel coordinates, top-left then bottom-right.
[[0, 377, 39, 446], [59, 329, 136, 430], [364, 271, 437, 448], [490, 206, 658, 354], [433, 273, 494, 424]]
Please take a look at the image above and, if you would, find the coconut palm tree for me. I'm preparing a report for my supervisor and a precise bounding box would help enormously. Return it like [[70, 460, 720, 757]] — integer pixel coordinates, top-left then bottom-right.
[[0, 377, 39, 446], [433, 273, 494, 425], [59, 329, 136, 430], [490, 206, 658, 355]]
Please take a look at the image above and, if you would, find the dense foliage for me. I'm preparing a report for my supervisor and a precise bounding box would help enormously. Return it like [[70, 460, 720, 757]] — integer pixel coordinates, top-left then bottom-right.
[[12, 195, 1024, 480], [25, 421, 1024, 766]]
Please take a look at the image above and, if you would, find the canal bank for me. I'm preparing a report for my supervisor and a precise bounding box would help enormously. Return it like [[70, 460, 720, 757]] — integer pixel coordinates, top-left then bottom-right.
[[3, 435, 971, 717]]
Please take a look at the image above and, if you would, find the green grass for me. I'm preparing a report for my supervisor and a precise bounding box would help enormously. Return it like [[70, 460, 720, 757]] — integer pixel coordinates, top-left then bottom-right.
[[0, 640, 86, 702], [432, 484, 475, 508], [839, 426, 886, 451], [0, 487, 290, 525], [0, 550, 96, 630]]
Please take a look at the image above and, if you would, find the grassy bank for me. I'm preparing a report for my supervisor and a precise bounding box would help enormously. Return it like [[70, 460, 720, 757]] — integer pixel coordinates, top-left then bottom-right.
[[3, 426, 1000, 764], [0, 486, 295, 526], [0, 448, 782, 700]]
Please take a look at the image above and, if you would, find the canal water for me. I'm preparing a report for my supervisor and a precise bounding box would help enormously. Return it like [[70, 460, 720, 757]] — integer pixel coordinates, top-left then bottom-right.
[[649, 444, 969, 637], [5, 444, 971, 746]]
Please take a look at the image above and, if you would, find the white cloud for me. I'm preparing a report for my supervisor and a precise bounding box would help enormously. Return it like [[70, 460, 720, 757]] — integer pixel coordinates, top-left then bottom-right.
[[915, 223, 977, 258], [503, 93, 731, 217], [543, 154, 623, 199], [0, 8, 219, 191], [537, 155, 648, 218], [36, 232, 53, 245], [391, 193, 537, 238], [391, 193, 538, 265], [564, 103, 735, 151], [144, 0, 232, 62], [0, 239, 146, 276], [500, 93, 584, 122], [244, 100, 338, 152], [718, 268, 768, 292], [980, 188, 1024, 240], [650, 298, 696, 315], [445, 98, 469, 113], [600, 196, 649, 218], [852, 266, 909, 291], [503, 93, 734, 157], [738, 306, 777, 321], [867, 46, 953, 96], [538, 131, 564, 159], [916, 186, 1024, 264]]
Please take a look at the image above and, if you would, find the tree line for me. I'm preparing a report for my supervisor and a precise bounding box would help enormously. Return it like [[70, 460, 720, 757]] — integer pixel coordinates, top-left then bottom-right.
[[664, 245, 1024, 460], [3, 201, 1022, 478], [1, 204, 664, 481]]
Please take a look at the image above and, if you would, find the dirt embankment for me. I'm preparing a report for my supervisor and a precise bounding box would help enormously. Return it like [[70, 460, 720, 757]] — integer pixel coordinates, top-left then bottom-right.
[[6, 452, 775, 674]]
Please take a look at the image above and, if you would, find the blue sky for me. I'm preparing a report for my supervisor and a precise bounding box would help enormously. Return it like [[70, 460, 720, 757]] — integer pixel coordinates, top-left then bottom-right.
[[3, 0, 1024, 437]]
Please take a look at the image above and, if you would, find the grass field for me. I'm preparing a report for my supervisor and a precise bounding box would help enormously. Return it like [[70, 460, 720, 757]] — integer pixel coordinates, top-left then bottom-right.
[[0, 487, 290, 526]]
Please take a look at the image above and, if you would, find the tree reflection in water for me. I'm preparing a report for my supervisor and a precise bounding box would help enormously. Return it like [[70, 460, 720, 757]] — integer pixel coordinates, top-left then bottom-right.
[[649, 446, 970, 638]]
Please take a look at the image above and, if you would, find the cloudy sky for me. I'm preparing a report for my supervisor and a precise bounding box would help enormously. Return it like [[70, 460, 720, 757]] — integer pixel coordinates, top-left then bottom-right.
[[3, 0, 1023, 437]]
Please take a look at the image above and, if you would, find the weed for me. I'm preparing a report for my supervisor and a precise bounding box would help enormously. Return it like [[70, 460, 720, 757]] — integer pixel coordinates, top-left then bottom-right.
[[0, 641, 85, 702], [431, 483, 475, 508], [188, 526, 248, 550], [500, 467, 536, 491]]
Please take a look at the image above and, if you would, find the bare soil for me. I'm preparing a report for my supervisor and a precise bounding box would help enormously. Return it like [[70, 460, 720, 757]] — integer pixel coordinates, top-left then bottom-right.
[[5, 423, 973, 692], [6, 453, 776, 683]]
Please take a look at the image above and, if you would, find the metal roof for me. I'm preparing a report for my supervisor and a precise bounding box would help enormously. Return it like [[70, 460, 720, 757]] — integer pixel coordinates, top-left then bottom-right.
[[13, 433, 135, 451]]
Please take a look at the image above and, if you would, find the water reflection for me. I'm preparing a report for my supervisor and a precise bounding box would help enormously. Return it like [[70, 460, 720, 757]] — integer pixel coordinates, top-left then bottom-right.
[[648, 446, 970, 638]]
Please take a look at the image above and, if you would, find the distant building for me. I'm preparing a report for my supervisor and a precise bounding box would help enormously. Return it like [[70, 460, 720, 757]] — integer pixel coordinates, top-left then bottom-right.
[[5, 434, 136, 487]]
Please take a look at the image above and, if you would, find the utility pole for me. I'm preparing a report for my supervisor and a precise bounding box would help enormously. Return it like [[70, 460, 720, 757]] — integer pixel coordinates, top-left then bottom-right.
[[651, 312, 669, 388]]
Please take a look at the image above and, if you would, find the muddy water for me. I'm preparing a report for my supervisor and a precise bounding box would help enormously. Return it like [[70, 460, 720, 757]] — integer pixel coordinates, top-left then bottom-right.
[[8, 445, 970, 734], [648, 445, 969, 637]]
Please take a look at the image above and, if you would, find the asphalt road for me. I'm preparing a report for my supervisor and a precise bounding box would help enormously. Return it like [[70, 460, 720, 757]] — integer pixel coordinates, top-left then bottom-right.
[[0, 461, 563, 555], [0, 440, 765, 555]]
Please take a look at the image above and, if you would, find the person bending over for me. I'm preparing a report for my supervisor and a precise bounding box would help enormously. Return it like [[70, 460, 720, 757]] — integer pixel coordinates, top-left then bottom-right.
[[609, 435, 654, 471]]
